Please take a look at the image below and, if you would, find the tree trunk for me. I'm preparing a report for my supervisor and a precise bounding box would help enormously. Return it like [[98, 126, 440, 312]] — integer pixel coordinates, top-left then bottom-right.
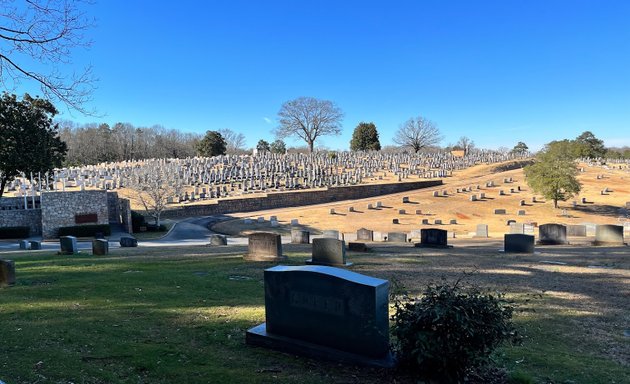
[[308, 140, 314, 153], [554, 199, 558, 208], [0, 177, 6, 199]]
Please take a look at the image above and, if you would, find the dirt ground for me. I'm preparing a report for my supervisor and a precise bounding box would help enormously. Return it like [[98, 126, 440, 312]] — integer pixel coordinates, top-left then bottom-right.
[[212, 160, 630, 237]]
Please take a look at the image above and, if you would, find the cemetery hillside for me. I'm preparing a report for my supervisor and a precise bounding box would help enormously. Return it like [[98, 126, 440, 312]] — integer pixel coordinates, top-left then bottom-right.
[[1, 3, 629, 380], [1, 130, 629, 383]]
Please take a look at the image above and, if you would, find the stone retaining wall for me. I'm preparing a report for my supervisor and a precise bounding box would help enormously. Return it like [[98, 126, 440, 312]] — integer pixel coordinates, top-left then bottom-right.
[[161, 180, 442, 219], [0, 208, 42, 236], [41, 191, 110, 239]]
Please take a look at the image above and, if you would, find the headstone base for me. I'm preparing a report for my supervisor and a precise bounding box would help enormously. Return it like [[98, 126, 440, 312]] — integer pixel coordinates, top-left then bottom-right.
[[243, 254, 288, 262], [413, 243, 453, 249], [246, 323, 395, 368], [305, 259, 353, 267], [347, 242, 369, 252], [592, 241, 627, 246]]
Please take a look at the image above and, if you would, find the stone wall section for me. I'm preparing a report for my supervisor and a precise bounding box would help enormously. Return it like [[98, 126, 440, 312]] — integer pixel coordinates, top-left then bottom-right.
[[0, 209, 42, 236], [41, 191, 109, 239], [107, 192, 121, 223], [162, 180, 442, 219]]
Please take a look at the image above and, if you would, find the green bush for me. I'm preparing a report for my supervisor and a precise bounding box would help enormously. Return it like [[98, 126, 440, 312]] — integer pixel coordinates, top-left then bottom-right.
[[58, 224, 111, 238], [0, 226, 30, 239], [131, 211, 146, 232], [391, 280, 521, 383], [146, 224, 166, 232]]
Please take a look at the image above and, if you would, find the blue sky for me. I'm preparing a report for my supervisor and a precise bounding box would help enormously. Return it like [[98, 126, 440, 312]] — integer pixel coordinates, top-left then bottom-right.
[[22, 0, 630, 151]]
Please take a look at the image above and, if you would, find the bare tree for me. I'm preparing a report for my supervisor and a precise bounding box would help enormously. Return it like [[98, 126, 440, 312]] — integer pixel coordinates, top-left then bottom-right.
[[393, 116, 442, 152], [0, 0, 95, 113], [275, 96, 344, 152], [127, 161, 182, 227], [219, 128, 247, 154], [456, 136, 475, 155]]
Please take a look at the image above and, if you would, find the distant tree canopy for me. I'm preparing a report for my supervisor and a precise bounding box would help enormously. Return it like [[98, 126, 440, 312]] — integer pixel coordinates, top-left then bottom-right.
[[393, 116, 442, 153], [0, 93, 67, 197], [524, 140, 581, 208], [350, 122, 381, 151], [455, 136, 475, 155], [196, 131, 227, 157], [219, 128, 247, 154], [275, 96, 344, 152], [574, 131, 606, 158], [511, 141, 529, 155], [270, 139, 287, 154], [59, 122, 199, 165], [256, 139, 271, 153]]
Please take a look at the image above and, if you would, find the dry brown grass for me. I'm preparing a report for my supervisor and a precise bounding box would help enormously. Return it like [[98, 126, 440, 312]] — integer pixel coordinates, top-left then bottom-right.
[[213, 160, 630, 237]]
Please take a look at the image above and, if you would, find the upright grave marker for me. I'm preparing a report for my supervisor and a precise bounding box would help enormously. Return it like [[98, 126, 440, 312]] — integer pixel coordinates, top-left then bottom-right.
[[244, 232, 286, 261], [504, 234, 535, 253], [0, 259, 16, 287], [59, 236, 78, 254], [92, 239, 109, 255], [594, 225, 625, 245], [537, 224, 568, 245], [246, 265, 393, 367], [306, 238, 351, 267], [415, 228, 450, 248]]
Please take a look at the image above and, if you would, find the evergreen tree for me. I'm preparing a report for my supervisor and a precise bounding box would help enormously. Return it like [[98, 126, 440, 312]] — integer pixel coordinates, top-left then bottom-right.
[[350, 122, 381, 151], [196, 131, 226, 157]]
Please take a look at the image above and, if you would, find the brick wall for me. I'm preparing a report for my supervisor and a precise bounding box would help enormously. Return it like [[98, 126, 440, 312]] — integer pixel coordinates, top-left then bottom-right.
[[161, 180, 442, 219], [40, 191, 110, 239]]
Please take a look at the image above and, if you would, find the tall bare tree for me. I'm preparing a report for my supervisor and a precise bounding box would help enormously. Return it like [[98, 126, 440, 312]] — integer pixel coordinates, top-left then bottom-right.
[[275, 96, 344, 152], [0, 0, 95, 113], [393, 116, 442, 152], [219, 128, 247, 154], [456, 136, 475, 155]]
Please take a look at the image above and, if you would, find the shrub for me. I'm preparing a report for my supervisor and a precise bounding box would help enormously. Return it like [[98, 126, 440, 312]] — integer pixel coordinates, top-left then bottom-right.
[[391, 280, 521, 383], [131, 211, 146, 232], [0, 226, 30, 239], [58, 224, 111, 238], [146, 224, 166, 232]]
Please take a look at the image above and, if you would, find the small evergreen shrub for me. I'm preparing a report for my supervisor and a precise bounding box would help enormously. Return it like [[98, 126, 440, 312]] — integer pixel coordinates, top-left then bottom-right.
[[58, 224, 111, 238], [131, 211, 146, 232], [0, 226, 30, 239], [391, 280, 521, 383]]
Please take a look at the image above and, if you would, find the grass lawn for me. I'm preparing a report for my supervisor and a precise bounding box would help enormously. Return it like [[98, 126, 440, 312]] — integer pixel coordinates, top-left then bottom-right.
[[1, 242, 628, 384]]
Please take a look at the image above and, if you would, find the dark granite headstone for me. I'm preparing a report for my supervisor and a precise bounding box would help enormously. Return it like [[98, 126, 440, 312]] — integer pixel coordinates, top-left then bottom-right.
[[29, 240, 41, 250], [19, 240, 29, 250], [356, 228, 374, 242], [209, 234, 228, 246], [494, 209, 506, 215], [348, 242, 368, 252], [291, 229, 310, 244], [119, 236, 138, 247], [567, 225, 587, 237], [416, 228, 450, 248], [59, 236, 78, 254], [537, 224, 567, 245], [594, 225, 625, 245], [387, 232, 407, 243], [504, 234, 535, 253], [474, 224, 488, 238], [244, 232, 286, 261], [92, 239, 109, 255], [306, 238, 351, 267], [0, 259, 16, 287], [392, 218, 399, 224], [246, 265, 393, 367]]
